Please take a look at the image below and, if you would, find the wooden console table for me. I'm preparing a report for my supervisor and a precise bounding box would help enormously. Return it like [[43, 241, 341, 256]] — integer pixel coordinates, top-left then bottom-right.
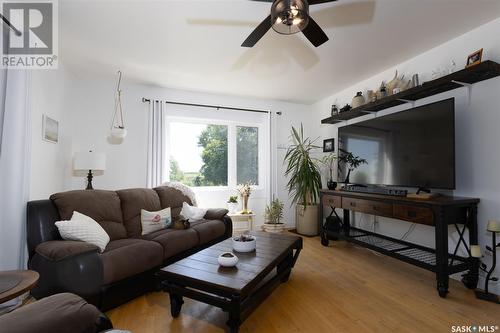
[[319, 189, 480, 297]]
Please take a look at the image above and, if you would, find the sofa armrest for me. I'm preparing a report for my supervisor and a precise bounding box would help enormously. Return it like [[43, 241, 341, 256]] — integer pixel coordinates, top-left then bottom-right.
[[203, 208, 229, 221], [0, 292, 112, 333], [30, 241, 103, 305], [36, 240, 100, 262]]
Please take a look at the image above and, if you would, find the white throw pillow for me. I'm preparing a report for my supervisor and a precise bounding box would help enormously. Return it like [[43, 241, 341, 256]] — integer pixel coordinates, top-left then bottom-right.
[[141, 207, 172, 235], [180, 202, 207, 221], [55, 211, 110, 252]]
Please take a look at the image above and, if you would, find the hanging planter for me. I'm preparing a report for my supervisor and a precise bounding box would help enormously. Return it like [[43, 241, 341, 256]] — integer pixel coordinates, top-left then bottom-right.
[[109, 70, 127, 140]]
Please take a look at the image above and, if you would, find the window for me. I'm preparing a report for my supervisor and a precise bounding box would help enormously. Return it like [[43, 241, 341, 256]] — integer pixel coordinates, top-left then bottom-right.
[[167, 121, 262, 188], [237, 126, 258, 185], [169, 122, 228, 186]]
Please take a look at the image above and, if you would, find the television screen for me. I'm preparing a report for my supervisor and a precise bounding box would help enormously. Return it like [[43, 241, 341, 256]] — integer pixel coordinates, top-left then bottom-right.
[[338, 98, 455, 189]]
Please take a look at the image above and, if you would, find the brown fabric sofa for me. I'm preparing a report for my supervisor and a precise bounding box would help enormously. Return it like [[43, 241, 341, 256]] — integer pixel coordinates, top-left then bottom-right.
[[26, 186, 232, 310], [0, 293, 112, 333]]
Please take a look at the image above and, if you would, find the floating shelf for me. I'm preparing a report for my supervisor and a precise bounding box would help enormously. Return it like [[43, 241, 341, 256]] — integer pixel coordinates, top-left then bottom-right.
[[321, 60, 500, 124]]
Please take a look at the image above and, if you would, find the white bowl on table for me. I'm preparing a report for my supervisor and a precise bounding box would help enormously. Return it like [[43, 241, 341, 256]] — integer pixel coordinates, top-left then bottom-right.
[[232, 235, 256, 253], [218, 252, 239, 267]]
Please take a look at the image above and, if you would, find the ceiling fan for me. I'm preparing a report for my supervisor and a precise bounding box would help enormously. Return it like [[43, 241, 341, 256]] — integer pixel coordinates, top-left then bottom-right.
[[242, 0, 337, 48]]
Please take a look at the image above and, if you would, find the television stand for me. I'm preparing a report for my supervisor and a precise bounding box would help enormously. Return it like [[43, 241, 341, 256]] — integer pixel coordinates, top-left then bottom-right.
[[319, 190, 480, 298]]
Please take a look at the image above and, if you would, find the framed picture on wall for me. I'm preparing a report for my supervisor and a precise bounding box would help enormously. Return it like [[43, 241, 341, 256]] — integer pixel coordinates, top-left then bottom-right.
[[323, 138, 335, 152], [466, 48, 483, 68], [42, 114, 59, 143]]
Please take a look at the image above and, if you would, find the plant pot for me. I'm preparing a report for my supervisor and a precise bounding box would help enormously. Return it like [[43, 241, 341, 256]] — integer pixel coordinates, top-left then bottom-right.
[[218, 252, 238, 267], [232, 236, 256, 252], [262, 223, 286, 233], [296, 204, 318, 236], [327, 180, 337, 190], [227, 202, 238, 214]]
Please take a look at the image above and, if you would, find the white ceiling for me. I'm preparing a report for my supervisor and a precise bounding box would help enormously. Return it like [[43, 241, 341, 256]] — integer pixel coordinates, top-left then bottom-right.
[[60, 0, 500, 104]]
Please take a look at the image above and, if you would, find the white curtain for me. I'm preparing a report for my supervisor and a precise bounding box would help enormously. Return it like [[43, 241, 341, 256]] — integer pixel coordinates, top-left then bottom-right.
[[0, 68, 31, 272], [146, 100, 166, 188]]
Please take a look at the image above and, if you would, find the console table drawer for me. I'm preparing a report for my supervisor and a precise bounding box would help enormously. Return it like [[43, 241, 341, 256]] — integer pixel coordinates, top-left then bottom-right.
[[322, 195, 341, 207], [342, 198, 393, 217], [394, 205, 434, 225]]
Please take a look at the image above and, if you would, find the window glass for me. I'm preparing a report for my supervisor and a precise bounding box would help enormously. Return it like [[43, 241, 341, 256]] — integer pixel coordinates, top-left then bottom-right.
[[237, 126, 259, 185], [169, 122, 228, 186]]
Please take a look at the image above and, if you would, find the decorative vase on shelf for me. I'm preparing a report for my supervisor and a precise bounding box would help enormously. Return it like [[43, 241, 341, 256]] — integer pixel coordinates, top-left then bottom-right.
[[351, 92, 365, 108], [327, 180, 337, 190], [331, 104, 339, 116]]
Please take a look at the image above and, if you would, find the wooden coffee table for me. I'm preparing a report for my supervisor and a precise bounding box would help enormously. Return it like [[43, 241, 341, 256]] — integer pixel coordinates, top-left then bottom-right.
[[159, 232, 302, 333]]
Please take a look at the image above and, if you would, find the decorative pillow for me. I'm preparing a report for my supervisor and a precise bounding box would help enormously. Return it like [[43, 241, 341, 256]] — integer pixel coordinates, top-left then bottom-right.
[[180, 202, 207, 221], [141, 207, 172, 235], [55, 211, 110, 252]]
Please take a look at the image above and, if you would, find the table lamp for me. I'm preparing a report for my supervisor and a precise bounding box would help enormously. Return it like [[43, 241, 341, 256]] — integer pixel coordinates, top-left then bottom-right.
[[73, 151, 106, 190]]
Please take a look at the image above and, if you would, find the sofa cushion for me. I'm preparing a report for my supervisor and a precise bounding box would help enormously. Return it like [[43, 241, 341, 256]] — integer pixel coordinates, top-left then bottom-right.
[[0, 293, 105, 333], [191, 219, 226, 245], [204, 208, 229, 221], [50, 190, 126, 241], [142, 228, 199, 260], [101, 239, 163, 284], [154, 186, 194, 220], [116, 188, 162, 238]]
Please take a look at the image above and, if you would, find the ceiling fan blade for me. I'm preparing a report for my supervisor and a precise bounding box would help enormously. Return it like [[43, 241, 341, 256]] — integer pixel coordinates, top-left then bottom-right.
[[309, 0, 338, 5], [241, 15, 273, 47], [302, 17, 329, 47]]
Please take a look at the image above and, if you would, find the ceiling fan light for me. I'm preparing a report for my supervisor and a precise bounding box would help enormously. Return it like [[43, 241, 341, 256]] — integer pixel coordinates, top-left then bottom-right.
[[271, 0, 309, 35]]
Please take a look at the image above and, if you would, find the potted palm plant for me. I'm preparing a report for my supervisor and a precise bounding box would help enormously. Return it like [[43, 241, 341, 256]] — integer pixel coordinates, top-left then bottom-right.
[[284, 124, 322, 236], [262, 198, 285, 233]]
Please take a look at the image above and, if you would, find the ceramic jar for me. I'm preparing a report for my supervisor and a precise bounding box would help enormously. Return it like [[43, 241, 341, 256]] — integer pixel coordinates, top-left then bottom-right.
[[351, 92, 365, 108]]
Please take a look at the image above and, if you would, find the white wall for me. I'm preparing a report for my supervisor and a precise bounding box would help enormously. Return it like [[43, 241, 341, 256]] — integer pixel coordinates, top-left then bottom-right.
[[33, 72, 313, 229], [29, 64, 76, 200], [311, 18, 500, 294]]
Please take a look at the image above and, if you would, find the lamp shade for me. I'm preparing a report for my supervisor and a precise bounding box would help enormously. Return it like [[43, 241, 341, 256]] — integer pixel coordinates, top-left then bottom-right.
[[74, 151, 106, 171], [487, 220, 500, 232]]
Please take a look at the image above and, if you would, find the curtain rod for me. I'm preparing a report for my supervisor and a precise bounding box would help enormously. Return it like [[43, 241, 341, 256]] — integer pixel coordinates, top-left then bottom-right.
[[142, 98, 281, 115]]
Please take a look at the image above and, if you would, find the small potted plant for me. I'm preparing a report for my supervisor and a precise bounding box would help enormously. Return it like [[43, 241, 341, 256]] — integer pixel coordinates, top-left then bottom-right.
[[262, 198, 285, 233], [338, 150, 367, 184], [232, 233, 256, 252], [227, 195, 238, 214], [320, 153, 337, 190]]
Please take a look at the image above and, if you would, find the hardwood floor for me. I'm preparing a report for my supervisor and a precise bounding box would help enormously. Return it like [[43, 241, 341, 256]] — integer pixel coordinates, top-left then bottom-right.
[[107, 233, 499, 332]]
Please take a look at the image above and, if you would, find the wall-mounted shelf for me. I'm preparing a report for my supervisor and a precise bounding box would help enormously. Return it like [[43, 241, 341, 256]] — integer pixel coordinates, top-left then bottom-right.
[[321, 60, 500, 125]]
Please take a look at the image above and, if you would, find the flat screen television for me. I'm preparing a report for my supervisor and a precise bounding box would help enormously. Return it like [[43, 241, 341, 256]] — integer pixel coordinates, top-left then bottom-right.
[[338, 98, 455, 189]]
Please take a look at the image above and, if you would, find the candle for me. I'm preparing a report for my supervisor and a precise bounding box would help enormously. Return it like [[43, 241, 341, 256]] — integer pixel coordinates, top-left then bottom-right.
[[470, 245, 482, 258], [487, 220, 500, 232]]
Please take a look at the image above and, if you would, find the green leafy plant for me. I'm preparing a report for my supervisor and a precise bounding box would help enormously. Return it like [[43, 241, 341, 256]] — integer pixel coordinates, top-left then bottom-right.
[[319, 153, 337, 181], [284, 124, 322, 207], [338, 151, 367, 183], [227, 196, 238, 203], [264, 198, 284, 224]]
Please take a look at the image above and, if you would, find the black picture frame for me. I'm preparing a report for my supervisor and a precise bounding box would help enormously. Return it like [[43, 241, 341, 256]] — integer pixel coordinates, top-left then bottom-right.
[[323, 138, 335, 152]]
